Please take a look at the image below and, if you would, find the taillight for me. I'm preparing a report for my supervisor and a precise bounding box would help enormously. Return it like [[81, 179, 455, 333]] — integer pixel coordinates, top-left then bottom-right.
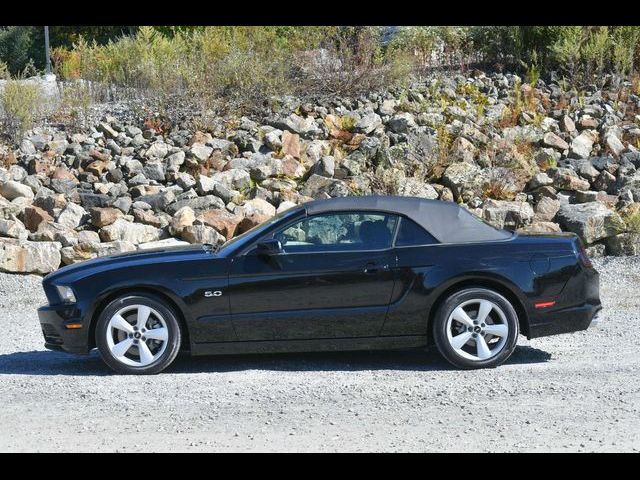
[[577, 242, 593, 269]]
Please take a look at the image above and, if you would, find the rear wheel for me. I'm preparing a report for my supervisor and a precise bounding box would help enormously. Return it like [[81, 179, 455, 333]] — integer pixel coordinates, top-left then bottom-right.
[[96, 294, 182, 375], [433, 288, 519, 369]]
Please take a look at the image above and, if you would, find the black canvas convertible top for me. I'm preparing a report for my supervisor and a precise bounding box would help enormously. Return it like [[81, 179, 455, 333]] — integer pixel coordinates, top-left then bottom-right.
[[302, 196, 512, 244]]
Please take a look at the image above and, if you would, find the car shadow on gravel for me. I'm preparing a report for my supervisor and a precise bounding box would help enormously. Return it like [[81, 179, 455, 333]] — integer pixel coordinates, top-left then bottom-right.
[[167, 345, 552, 374], [0, 345, 551, 376], [0, 350, 111, 376]]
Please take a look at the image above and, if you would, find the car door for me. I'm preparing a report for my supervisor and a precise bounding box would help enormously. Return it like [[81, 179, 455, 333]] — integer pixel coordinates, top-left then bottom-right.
[[382, 216, 443, 336], [228, 211, 399, 341]]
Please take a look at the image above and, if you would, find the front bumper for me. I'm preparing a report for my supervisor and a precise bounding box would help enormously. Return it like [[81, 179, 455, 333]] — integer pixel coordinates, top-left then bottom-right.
[[38, 304, 90, 354]]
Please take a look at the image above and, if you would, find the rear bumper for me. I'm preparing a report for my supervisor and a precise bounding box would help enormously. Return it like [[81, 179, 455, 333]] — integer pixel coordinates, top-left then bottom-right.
[[38, 304, 90, 354], [528, 301, 601, 338], [528, 266, 601, 339]]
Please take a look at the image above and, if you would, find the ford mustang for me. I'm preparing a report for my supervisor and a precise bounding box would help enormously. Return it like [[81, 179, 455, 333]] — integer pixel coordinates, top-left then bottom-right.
[[38, 196, 601, 374]]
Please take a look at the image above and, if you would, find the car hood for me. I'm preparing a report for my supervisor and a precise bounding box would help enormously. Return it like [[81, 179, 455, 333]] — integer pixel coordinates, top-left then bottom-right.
[[45, 243, 214, 284]]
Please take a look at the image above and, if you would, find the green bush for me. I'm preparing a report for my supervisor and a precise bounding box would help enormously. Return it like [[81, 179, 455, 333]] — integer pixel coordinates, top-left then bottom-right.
[[0, 27, 38, 75], [50, 26, 416, 114], [1, 79, 43, 139], [551, 26, 640, 83]]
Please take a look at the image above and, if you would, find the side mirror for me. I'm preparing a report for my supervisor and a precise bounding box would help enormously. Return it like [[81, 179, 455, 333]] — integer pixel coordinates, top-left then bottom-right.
[[256, 239, 283, 257]]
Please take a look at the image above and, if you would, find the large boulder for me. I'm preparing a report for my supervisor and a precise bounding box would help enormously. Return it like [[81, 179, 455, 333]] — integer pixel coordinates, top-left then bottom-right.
[[448, 137, 476, 163], [90, 207, 123, 228], [387, 112, 416, 133], [212, 169, 251, 191], [556, 202, 623, 244], [481, 199, 534, 229], [0, 239, 61, 274], [281, 131, 301, 159], [311, 156, 335, 178], [169, 206, 196, 234], [527, 172, 554, 190], [518, 222, 562, 234], [57, 203, 89, 230], [180, 225, 225, 245], [0, 218, 29, 240], [396, 179, 438, 200], [605, 132, 626, 157], [166, 195, 226, 216], [441, 162, 483, 201], [281, 156, 305, 180], [30, 222, 78, 246], [145, 141, 169, 160], [542, 132, 569, 151], [300, 174, 352, 198], [190, 143, 213, 162], [569, 130, 597, 159], [132, 208, 167, 228], [22, 205, 53, 232], [236, 198, 276, 218], [236, 213, 272, 235], [0, 196, 22, 220], [0, 180, 34, 200], [605, 233, 640, 256], [550, 168, 591, 191], [99, 218, 162, 245], [276, 113, 323, 139], [533, 197, 561, 222], [197, 209, 243, 240], [60, 240, 135, 265], [354, 112, 382, 135]]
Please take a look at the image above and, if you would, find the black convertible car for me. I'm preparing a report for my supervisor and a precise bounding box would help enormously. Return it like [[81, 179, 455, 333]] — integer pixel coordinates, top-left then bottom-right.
[[38, 196, 601, 374]]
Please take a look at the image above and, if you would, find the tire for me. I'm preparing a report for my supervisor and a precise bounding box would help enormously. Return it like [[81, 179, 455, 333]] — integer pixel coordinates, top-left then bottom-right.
[[433, 288, 519, 369], [96, 293, 182, 375]]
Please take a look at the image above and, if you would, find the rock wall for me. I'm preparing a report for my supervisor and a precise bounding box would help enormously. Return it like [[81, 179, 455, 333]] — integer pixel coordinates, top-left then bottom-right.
[[1, 70, 640, 274]]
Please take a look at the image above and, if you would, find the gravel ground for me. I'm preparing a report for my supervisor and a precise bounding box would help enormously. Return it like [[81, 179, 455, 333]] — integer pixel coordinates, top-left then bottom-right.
[[0, 257, 639, 452]]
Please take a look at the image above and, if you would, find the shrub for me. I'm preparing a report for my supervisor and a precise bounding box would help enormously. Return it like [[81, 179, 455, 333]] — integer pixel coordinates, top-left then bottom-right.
[[48, 80, 93, 131], [617, 204, 640, 234], [50, 26, 415, 115], [1, 79, 43, 140], [51, 47, 82, 79], [612, 27, 640, 76], [456, 82, 489, 118], [482, 168, 521, 200], [498, 81, 523, 128], [551, 27, 640, 84]]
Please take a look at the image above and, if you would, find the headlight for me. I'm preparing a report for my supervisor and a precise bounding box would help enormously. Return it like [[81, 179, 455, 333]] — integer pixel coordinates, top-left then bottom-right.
[[56, 285, 77, 304]]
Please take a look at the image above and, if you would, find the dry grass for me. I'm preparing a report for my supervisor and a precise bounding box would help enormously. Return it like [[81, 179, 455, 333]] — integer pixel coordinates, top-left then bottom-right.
[[482, 168, 521, 200]]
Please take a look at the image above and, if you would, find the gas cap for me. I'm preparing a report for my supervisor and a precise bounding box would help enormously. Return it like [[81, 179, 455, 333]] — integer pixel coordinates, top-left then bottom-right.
[[529, 254, 550, 275]]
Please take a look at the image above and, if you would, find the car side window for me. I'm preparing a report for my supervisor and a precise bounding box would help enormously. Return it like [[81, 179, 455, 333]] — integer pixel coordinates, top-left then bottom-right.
[[395, 217, 438, 246], [273, 212, 398, 253]]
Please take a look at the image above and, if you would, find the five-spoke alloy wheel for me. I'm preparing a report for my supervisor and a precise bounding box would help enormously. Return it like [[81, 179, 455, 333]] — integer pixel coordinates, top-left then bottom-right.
[[96, 294, 182, 374], [433, 288, 519, 369]]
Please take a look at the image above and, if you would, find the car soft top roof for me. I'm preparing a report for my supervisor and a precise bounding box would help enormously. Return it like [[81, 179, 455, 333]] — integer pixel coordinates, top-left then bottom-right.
[[302, 196, 512, 243]]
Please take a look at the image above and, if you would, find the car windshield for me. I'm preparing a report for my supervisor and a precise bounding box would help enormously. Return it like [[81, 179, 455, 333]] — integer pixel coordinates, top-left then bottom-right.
[[217, 207, 301, 254]]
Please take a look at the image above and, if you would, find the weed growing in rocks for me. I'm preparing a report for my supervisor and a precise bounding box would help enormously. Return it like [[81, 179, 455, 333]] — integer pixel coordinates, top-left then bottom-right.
[[1, 79, 43, 141]]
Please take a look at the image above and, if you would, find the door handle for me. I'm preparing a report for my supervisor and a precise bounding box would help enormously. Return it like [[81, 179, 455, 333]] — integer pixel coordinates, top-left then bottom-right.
[[363, 262, 389, 274]]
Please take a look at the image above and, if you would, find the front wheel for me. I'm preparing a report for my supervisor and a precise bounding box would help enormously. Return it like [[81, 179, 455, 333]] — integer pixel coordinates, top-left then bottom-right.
[[433, 288, 519, 369], [96, 294, 182, 375]]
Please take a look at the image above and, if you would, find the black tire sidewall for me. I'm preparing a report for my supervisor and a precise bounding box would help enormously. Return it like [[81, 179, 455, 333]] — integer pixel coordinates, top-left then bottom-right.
[[433, 288, 519, 369], [96, 294, 181, 375]]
